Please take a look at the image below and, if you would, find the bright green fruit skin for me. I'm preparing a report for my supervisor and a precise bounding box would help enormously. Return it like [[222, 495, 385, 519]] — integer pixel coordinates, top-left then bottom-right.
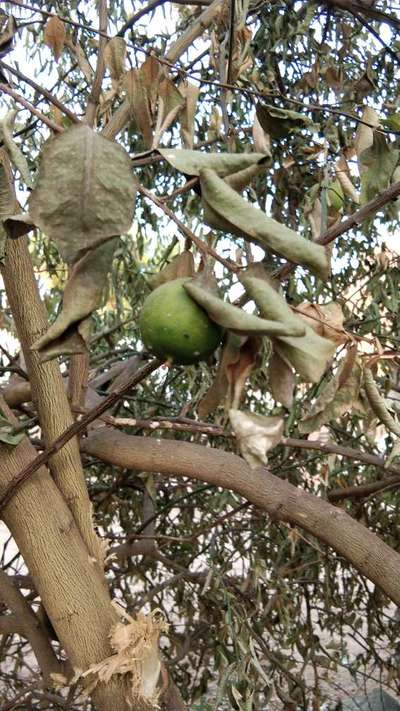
[[139, 278, 223, 365]]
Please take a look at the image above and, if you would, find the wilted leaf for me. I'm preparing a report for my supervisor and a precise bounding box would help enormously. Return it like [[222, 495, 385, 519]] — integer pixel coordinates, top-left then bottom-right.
[[224, 161, 270, 193], [179, 81, 200, 150], [104, 37, 126, 83], [124, 68, 153, 147], [240, 267, 336, 382], [335, 155, 359, 204], [268, 350, 295, 409], [299, 350, 363, 433], [33, 317, 92, 363], [256, 103, 316, 139], [0, 110, 33, 188], [0, 148, 18, 258], [184, 278, 305, 337], [229, 409, 284, 467], [44, 15, 66, 62], [198, 332, 244, 417], [354, 106, 380, 175], [3, 212, 35, 239], [228, 336, 261, 410], [32, 238, 118, 359], [159, 148, 268, 178], [29, 124, 136, 263], [0, 11, 17, 59], [359, 133, 399, 205], [149, 251, 195, 289], [295, 301, 348, 345], [252, 113, 271, 155], [200, 169, 330, 279]]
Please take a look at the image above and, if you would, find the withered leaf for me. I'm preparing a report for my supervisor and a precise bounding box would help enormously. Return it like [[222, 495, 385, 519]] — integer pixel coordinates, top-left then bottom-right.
[[104, 37, 126, 83], [184, 279, 305, 337], [32, 238, 119, 360], [229, 409, 284, 468], [159, 149, 268, 178], [268, 350, 295, 409], [198, 332, 243, 417], [256, 103, 316, 139], [359, 133, 399, 205], [29, 124, 136, 264], [44, 15, 66, 62], [179, 81, 200, 150], [240, 267, 336, 382], [299, 351, 363, 433], [295, 301, 348, 345], [0, 11, 17, 60], [149, 251, 195, 289], [0, 110, 32, 188], [200, 169, 330, 279]]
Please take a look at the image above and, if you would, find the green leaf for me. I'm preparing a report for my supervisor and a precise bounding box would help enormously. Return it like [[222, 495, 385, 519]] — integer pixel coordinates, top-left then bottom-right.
[[200, 169, 330, 279], [360, 133, 399, 205], [158, 148, 268, 177], [29, 124, 137, 264], [382, 113, 400, 131]]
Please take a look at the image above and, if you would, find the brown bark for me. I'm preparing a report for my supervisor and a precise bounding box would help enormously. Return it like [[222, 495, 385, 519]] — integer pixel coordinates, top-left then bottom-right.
[[82, 428, 400, 605]]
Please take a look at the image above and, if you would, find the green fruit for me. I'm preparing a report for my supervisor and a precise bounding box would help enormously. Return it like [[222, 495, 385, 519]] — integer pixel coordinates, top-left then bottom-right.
[[139, 278, 223, 365], [327, 179, 345, 211]]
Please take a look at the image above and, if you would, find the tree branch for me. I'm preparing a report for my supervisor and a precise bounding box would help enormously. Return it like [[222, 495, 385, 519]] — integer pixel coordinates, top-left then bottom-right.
[[0, 569, 61, 680], [85, 0, 108, 126], [81, 428, 400, 605], [279, 179, 400, 279], [0, 83, 63, 134], [0, 358, 160, 513]]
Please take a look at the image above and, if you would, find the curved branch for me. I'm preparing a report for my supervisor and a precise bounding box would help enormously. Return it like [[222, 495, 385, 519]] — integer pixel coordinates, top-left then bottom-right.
[[82, 428, 400, 605]]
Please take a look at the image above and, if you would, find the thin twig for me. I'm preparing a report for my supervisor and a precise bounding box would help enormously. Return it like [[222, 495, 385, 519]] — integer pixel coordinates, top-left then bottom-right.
[[138, 183, 241, 273], [278, 179, 400, 279], [85, 0, 108, 126], [0, 83, 63, 133], [0, 60, 80, 123], [0, 358, 161, 513]]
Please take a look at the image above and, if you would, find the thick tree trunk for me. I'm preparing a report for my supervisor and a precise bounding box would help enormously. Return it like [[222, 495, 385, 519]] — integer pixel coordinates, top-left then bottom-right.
[[0, 401, 132, 710]]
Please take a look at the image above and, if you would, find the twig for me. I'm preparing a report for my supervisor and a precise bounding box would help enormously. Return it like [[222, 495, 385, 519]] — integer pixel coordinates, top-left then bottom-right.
[[85, 0, 108, 126], [226, 0, 236, 87], [351, 10, 400, 66], [0, 358, 161, 513], [116, 0, 212, 36], [0, 60, 80, 123], [138, 183, 241, 273], [159, 176, 199, 202], [328, 476, 400, 502], [278, 179, 400, 279], [0, 83, 63, 133]]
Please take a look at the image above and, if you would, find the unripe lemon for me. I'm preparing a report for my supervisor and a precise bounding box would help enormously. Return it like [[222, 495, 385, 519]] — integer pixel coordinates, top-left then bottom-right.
[[139, 278, 223, 365]]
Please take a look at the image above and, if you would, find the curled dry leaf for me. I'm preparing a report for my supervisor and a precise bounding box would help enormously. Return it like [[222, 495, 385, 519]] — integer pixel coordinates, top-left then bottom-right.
[[179, 81, 200, 149], [299, 349, 363, 434], [229, 409, 284, 468], [354, 106, 380, 175], [359, 133, 399, 206], [198, 332, 250, 417], [240, 267, 336, 382], [149, 251, 195, 289], [268, 350, 295, 409], [44, 15, 66, 62], [256, 103, 316, 139], [295, 301, 348, 345], [200, 168, 330, 279], [0, 11, 18, 60], [29, 124, 136, 264], [32, 239, 119, 360], [0, 148, 18, 260], [104, 37, 126, 83], [184, 279, 305, 337], [252, 113, 271, 155]]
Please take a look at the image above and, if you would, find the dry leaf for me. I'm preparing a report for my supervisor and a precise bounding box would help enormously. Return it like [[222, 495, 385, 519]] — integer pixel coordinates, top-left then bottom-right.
[[252, 113, 271, 155], [44, 15, 66, 62], [179, 81, 200, 150], [229, 409, 284, 468], [29, 124, 136, 264], [104, 37, 126, 83], [268, 350, 295, 409], [295, 302, 348, 345], [149, 251, 195, 289], [354, 106, 380, 175]]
